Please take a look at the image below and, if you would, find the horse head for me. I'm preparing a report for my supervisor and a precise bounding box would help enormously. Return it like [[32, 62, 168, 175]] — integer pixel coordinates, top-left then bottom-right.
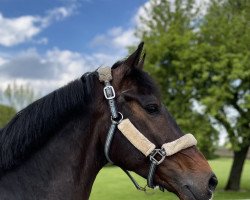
[[96, 43, 218, 200]]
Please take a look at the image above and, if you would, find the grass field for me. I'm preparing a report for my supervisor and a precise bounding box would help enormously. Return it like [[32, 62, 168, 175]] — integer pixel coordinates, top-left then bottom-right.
[[90, 158, 250, 200]]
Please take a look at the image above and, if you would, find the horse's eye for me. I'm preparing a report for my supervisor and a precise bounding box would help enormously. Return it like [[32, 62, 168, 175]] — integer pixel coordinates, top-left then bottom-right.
[[144, 104, 159, 114]]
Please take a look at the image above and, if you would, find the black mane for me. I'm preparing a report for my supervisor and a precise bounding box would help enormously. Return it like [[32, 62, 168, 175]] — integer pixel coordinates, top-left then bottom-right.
[[0, 73, 96, 172]]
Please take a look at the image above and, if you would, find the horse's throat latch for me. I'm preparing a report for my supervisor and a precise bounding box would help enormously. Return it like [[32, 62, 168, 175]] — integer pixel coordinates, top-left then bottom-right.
[[97, 66, 197, 191]]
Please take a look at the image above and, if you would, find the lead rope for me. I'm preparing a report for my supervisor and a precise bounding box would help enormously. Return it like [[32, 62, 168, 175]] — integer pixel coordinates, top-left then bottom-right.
[[98, 67, 147, 192]]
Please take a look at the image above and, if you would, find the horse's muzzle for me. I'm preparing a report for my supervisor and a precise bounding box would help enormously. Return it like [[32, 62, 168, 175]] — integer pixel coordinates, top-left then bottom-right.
[[179, 173, 218, 200]]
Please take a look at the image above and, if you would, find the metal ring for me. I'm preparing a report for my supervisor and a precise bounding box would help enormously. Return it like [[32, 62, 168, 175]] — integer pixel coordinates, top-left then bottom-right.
[[111, 112, 123, 124]]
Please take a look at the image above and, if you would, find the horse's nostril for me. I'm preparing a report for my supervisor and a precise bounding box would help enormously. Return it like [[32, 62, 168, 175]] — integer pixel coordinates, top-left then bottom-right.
[[208, 174, 218, 191]]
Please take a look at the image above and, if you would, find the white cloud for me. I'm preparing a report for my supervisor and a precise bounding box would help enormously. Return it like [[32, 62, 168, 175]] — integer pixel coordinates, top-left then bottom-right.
[[46, 48, 90, 83], [133, 1, 153, 27], [134, 0, 210, 33], [91, 26, 139, 53], [40, 6, 76, 28], [0, 46, 122, 95], [0, 56, 8, 65], [0, 14, 40, 47], [112, 28, 138, 49], [0, 5, 76, 47]]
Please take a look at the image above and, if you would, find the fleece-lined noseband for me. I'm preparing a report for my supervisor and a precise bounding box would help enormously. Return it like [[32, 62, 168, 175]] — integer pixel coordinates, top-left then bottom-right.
[[97, 66, 197, 191]]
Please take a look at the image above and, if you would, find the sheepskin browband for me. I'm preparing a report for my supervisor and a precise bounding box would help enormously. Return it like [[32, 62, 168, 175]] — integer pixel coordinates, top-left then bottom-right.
[[118, 119, 197, 157], [118, 119, 156, 156]]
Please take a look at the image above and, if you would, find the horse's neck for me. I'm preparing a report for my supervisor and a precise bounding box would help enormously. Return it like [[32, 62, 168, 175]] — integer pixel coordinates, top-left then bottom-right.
[[0, 117, 106, 200]]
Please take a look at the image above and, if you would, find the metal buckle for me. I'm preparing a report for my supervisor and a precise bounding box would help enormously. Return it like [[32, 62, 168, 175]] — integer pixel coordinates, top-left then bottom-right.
[[103, 85, 115, 99], [149, 149, 166, 165]]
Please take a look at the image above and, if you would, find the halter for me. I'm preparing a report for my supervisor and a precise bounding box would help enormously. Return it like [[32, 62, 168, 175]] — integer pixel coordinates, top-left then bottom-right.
[[97, 66, 197, 191]]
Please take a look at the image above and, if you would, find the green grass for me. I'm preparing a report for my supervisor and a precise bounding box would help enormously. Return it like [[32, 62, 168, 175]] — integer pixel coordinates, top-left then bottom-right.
[[210, 158, 250, 199], [90, 158, 250, 200]]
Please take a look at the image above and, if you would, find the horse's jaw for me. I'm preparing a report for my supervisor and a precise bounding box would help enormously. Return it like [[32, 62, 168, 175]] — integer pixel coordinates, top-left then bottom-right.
[[151, 148, 217, 200]]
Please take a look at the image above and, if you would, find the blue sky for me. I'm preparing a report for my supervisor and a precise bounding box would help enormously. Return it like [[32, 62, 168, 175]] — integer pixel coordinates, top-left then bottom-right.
[[0, 0, 147, 94]]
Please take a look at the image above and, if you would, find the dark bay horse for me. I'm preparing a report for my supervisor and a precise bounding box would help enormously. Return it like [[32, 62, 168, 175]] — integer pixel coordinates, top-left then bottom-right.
[[0, 43, 217, 200]]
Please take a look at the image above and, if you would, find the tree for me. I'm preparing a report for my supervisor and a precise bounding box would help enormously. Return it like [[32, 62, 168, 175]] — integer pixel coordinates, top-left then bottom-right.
[[0, 104, 16, 128], [136, 0, 250, 190], [135, 0, 219, 158], [196, 0, 250, 190], [0, 83, 36, 111]]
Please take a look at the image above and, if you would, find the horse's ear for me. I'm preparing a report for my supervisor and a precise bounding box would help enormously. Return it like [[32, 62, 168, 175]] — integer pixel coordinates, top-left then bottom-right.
[[112, 42, 144, 86], [123, 42, 144, 69]]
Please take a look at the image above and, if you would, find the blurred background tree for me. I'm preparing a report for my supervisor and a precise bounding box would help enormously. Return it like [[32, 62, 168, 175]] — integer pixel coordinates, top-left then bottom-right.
[[0, 83, 36, 128], [135, 0, 219, 159], [135, 0, 250, 191], [196, 0, 250, 191], [0, 83, 36, 111], [0, 104, 15, 128]]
